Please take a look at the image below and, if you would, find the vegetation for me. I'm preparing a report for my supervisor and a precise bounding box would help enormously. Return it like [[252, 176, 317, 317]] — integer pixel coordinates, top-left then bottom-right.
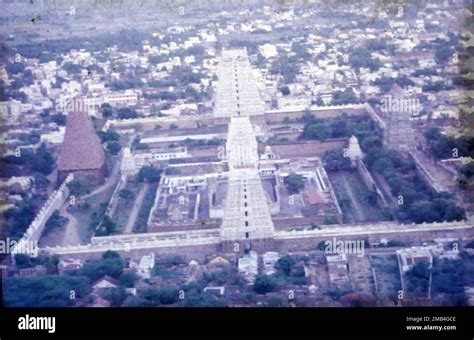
[[133, 182, 158, 233], [95, 215, 119, 236], [284, 173, 305, 193], [349, 46, 381, 72], [253, 274, 278, 294], [323, 148, 352, 171], [331, 88, 359, 105], [363, 142, 465, 223], [137, 166, 162, 183], [423, 126, 469, 160], [183, 137, 222, 147], [406, 261, 430, 298], [117, 107, 138, 119], [101, 103, 113, 118], [299, 114, 378, 142], [4, 275, 90, 307], [43, 210, 68, 236], [3, 144, 56, 176], [270, 55, 300, 84], [98, 129, 120, 143], [67, 178, 92, 197], [431, 257, 474, 306], [78, 251, 124, 281], [106, 141, 122, 155], [2, 196, 41, 240], [199, 265, 247, 287]]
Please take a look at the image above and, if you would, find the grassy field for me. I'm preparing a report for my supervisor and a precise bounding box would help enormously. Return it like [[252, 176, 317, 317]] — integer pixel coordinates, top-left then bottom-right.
[[328, 170, 387, 223], [112, 181, 143, 233], [370, 253, 402, 300], [133, 182, 158, 233]]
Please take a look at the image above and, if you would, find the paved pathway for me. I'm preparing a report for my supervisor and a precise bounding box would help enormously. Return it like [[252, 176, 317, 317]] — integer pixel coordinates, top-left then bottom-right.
[[124, 183, 148, 234], [60, 202, 80, 246]]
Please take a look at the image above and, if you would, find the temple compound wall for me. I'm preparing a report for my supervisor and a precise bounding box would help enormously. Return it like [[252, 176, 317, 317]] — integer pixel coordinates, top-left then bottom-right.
[[11, 174, 74, 257], [37, 221, 473, 262]]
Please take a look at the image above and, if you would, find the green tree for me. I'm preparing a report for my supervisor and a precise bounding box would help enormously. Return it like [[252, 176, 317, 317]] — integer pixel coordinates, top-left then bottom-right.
[[253, 275, 277, 294], [323, 149, 351, 170], [31, 144, 55, 175], [98, 129, 120, 143], [331, 88, 358, 105], [14, 254, 32, 269], [284, 173, 305, 193], [101, 103, 113, 118], [67, 178, 91, 197], [280, 85, 290, 96], [43, 210, 68, 235], [137, 166, 162, 183], [406, 260, 431, 298], [102, 250, 121, 259], [4, 275, 90, 307], [80, 256, 124, 281], [119, 188, 135, 200], [51, 113, 67, 126], [117, 107, 137, 119], [106, 141, 121, 155], [276, 255, 295, 276], [119, 272, 138, 288], [104, 287, 127, 307], [301, 123, 331, 140]]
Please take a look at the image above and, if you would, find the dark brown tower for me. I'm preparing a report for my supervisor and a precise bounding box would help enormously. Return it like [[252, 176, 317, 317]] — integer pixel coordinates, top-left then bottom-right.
[[57, 111, 107, 185]]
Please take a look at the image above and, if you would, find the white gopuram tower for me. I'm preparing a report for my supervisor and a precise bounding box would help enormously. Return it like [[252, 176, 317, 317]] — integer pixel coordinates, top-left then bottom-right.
[[348, 135, 363, 167], [214, 49, 265, 118], [220, 116, 275, 252]]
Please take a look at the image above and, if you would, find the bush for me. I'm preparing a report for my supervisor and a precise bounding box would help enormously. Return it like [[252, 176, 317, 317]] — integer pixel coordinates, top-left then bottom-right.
[[67, 179, 91, 197], [323, 148, 351, 170], [137, 166, 162, 183], [276, 255, 295, 276], [119, 272, 138, 288], [106, 141, 122, 155], [253, 275, 277, 294], [284, 173, 305, 193], [80, 256, 124, 281], [157, 287, 179, 305], [43, 210, 68, 235], [119, 188, 135, 200], [98, 129, 120, 143], [4, 275, 90, 307]]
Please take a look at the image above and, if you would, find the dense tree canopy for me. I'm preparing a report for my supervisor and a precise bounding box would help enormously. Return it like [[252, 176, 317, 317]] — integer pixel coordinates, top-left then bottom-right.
[[137, 166, 162, 183], [284, 173, 305, 193]]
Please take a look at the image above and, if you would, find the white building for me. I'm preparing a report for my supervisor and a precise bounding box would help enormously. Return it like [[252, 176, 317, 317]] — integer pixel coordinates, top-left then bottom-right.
[[138, 253, 155, 279], [396, 247, 433, 272], [238, 250, 259, 283]]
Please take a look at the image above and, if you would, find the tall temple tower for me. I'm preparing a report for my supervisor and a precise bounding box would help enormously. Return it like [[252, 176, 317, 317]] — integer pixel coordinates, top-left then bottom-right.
[[220, 116, 275, 252], [382, 85, 417, 153], [58, 110, 107, 185], [214, 48, 274, 252], [214, 49, 265, 118]]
